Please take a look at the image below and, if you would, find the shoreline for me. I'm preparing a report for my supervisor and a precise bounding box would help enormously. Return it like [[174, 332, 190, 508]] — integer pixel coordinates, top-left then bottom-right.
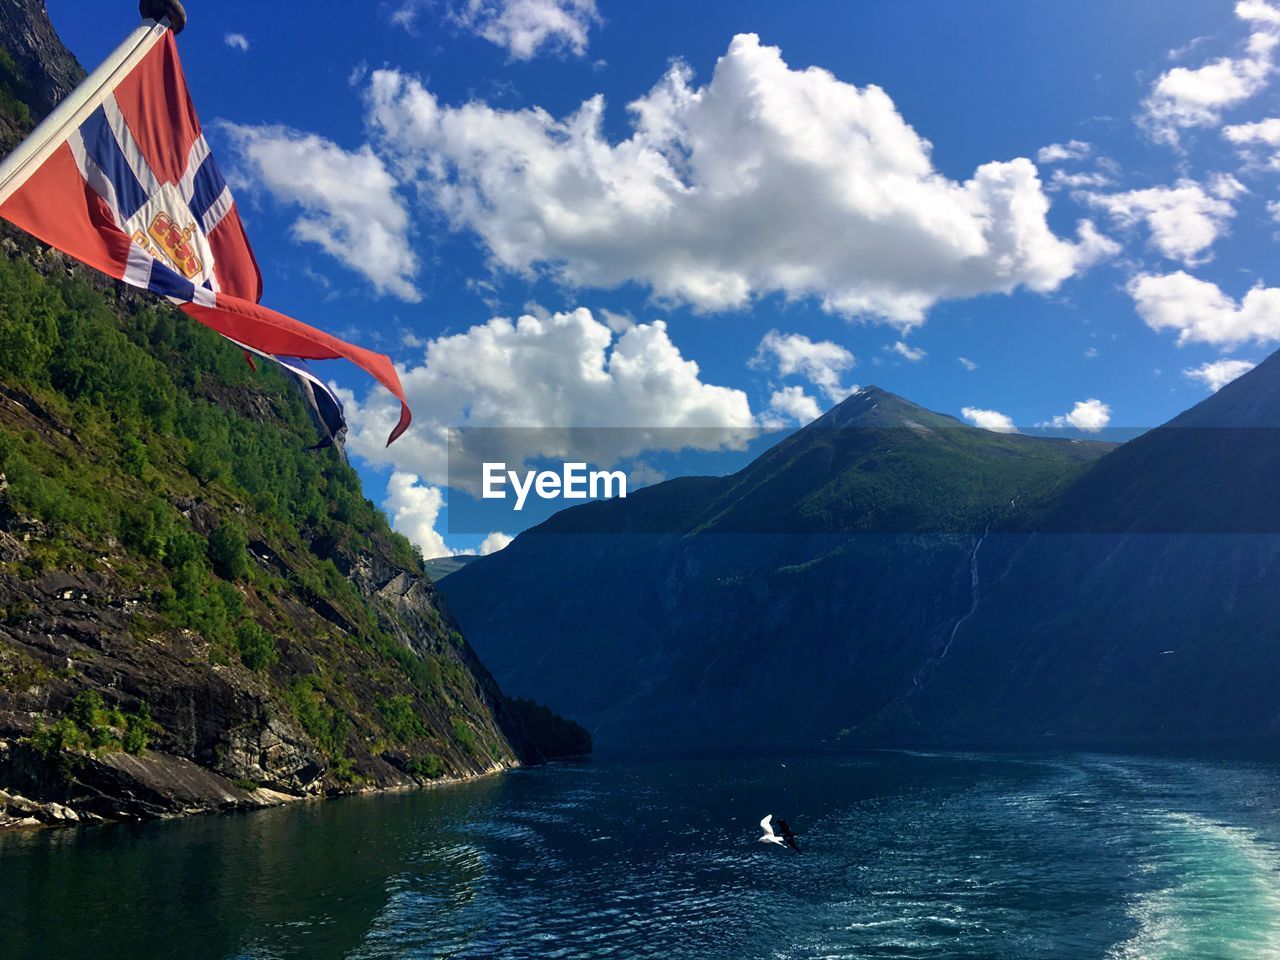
[[0, 744, 521, 834]]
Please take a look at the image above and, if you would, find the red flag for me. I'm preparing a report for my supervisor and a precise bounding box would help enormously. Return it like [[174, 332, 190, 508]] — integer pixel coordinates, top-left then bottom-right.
[[0, 21, 410, 445]]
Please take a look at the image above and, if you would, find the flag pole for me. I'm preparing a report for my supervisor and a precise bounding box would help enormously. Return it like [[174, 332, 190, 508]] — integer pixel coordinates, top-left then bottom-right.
[[0, 15, 175, 207]]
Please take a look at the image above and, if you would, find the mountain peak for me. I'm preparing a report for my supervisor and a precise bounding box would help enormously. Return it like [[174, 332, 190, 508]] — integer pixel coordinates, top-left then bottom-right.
[[819, 385, 957, 431]]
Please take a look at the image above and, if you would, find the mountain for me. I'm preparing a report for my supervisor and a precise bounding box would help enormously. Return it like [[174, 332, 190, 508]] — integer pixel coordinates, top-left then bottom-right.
[[880, 349, 1280, 744], [445, 344, 1280, 751], [424, 554, 481, 582], [441, 387, 1112, 749], [0, 3, 586, 829]]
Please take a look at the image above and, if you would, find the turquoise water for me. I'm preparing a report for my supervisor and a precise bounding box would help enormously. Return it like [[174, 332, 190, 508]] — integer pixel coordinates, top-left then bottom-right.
[[3, 752, 1280, 958]]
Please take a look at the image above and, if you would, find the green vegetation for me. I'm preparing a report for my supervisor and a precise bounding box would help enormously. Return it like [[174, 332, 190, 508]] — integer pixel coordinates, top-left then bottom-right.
[[379, 693, 427, 743], [450, 716, 477, 755], [407, 754, 445, 779], [26, 691, 158, 757], [208, 520, 249, 581], [282, 676, 350, 760], [0, 248, 488, 764], [0, 252, 420, 579], [234, 621, 277, 672]]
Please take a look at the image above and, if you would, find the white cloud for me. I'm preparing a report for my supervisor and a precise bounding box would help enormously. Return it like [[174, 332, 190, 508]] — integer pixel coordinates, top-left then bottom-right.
[[1223, 116, 1280, 169], [1242, 0, 1280, 25], [1224, 116, 1280, 142], [1047, 169, 1115, 192], [1129, 271, 1280, 347], [389, 1, 423, 29], [388, 0, 599, 59], [1042, 399, 1112, 433], [890, 340, 926, 362], [627, 461, 667, 488], [452, 0, 600, 60], [1140, 1, 1280, 145], [961, 406, 1017, 433], [384, 472, 452, 559], [1183, 357, 1258, 390], [477, 531, 514, 554], [1037, 140, 1092, 163], [224, 33, 249, 52], [1169, 36, 1211, 62], [364, 34, 1115, 327], [957, 356, 978, 371], [338, 306, 756, 486], [223, 124, 419, 300], [762, 386, 823, 428], [1083, 175, 1245, 266], [752, 330, 857, 402]]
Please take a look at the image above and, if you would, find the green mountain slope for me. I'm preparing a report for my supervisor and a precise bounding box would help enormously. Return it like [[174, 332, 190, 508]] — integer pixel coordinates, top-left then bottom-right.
[[441, 388, 1111, 749], [0, 8, 586, 828]]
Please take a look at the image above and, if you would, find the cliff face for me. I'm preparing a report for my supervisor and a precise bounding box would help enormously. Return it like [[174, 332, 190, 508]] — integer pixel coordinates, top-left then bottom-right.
[[0, 3, 582, 830], [0, 0, 81, 149]]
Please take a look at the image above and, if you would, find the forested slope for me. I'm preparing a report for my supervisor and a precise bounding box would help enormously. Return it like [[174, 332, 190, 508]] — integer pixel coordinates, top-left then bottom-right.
[[0, 2, 586, 829]]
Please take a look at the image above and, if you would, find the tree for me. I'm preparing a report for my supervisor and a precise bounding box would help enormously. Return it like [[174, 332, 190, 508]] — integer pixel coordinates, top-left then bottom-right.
[[208, 519, 250, 580]]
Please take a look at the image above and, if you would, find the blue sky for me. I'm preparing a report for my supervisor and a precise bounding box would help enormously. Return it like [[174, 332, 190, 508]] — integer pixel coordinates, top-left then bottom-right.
[[49, 0, 1280, 555]]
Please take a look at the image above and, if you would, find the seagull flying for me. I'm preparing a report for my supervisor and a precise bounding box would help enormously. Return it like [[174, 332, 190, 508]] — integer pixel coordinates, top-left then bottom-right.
[[759, 814, 802, 852]]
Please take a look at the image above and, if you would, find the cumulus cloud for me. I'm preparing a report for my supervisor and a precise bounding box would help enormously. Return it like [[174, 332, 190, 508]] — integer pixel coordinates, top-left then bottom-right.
[[1140, 1, 1280, 145], [338, 306, 756, 487], [957, 356, 978, 371], [890, 341, 926, 362], [363, 33, 1115, 327], [762, 386, 823, 428], [1037, 140, 1092, 163], [1083, 175, 1245, 266], [222, 124, 419, 300], [752, 330, 857, 402], [478, 531, 514, 554], [1040, 399, 1112, 433], [1223, 116, 1280, 169], [1129, 271, 1280, 347], [961, 406, 1017, 433], [1184, 357, 1258, 391], [224, 33, 249, 52], [384, 472, 452, 558], [383, 474, 514, 557]]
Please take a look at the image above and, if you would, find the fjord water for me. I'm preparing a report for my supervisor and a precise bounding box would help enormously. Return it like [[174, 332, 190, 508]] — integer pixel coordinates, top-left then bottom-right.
[[4, 753, 1280, 959]]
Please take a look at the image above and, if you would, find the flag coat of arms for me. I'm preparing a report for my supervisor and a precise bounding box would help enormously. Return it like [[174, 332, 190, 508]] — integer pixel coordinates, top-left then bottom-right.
[[0, 16, 410, 445]]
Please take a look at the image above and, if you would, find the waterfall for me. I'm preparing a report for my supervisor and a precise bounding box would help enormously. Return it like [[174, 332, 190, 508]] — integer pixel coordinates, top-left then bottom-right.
[[911, 525, 989, 693]]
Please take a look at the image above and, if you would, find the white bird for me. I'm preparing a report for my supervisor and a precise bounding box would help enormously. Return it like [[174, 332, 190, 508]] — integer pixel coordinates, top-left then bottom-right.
[[759, 814, 786, 847]]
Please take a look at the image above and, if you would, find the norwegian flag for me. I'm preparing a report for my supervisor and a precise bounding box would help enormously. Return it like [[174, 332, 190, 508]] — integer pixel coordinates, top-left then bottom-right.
[[0, 19, 410, 446]]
